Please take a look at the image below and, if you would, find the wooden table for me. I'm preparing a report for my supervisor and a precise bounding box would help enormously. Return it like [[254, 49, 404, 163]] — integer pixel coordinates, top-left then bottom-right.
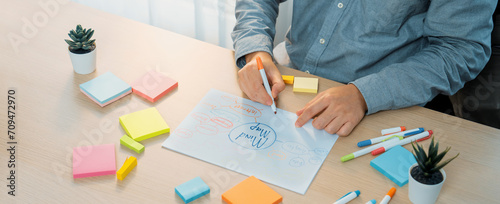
[[2, 0, 499, 203]]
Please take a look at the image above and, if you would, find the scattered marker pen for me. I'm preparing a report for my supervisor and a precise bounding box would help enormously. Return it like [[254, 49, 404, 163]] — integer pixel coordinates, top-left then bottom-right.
[[381, 126, 406, 135], [342, 137, 401, 162], [365, 199, 376, 204], [256, 56, 277, 114], [333, 190, 360, 204], [357, 128, 424, 147], [371, 130, 433, 155], [379, 187, 396, 204]]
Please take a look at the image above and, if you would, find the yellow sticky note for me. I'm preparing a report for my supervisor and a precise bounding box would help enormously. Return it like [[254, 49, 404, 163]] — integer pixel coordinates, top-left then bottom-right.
[[117, 156, 137, 180], [222, 176, 282, 204], [293, 77, 318, 93], [282, 75, 294, 85], [119, 107, 170, 141]]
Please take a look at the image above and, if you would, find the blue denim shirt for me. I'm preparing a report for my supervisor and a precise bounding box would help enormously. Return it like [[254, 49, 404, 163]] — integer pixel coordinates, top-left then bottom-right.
[[232, 0, 496, 114]]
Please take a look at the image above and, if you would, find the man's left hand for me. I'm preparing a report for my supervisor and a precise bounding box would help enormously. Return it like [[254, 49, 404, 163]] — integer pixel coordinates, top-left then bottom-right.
[[295, 84, 368, 137]]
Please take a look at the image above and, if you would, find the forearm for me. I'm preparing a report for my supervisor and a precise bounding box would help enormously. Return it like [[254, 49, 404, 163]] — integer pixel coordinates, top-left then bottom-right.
[[231, 0, 283, 68], [352, 0, 496, 114], [353, 36, 492, 114]]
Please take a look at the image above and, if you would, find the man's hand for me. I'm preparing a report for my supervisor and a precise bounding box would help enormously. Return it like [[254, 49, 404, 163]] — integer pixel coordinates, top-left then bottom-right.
[[238, 51, 285, 105], [295, 84, 368, 137]]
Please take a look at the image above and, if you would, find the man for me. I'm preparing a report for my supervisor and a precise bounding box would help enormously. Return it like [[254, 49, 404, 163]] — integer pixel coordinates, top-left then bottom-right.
[[232, 0, 497, 136]]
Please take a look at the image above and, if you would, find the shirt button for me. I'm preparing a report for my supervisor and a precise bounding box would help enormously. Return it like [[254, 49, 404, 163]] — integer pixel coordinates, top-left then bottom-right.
[[319, 38, 325, 44], [338, 3, 343, 8], [305, 70, 310, 74]]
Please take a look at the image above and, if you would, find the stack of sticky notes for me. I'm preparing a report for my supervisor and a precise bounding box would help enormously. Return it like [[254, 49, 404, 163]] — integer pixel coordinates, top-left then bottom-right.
[[73, 144, 116, 178], [293, 77, 318, 93], [175, 177, 210, 203], [370, 145, 417, 187], [117, 156, 137, 181], [222, 176, 282, 204], [131, 70, 178, 103], [80, 72, 132, 107], [119, 107, 170, 141]]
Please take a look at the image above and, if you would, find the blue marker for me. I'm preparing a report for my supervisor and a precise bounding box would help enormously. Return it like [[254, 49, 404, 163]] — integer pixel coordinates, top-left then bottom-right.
[[357, 128, 424, 147], [334, 190, 360, 204]]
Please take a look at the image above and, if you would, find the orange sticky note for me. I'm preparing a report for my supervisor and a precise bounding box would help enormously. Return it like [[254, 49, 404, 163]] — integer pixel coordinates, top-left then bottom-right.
[[282, 75, 294, 85], [222, 176, 282, 204]]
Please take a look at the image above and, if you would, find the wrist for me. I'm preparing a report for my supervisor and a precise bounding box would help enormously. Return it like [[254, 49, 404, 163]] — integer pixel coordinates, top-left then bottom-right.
[[245, 51, 272, 64], [348, 84, 368, 113]]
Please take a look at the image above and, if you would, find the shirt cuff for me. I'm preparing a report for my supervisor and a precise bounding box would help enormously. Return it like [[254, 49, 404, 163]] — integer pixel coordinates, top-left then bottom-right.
[[350, 74, 394, 115], [234, 34, 274, 68]]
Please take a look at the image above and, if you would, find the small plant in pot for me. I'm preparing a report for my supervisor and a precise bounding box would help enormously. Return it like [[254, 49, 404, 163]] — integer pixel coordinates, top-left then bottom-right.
[[409, 137, 459, 204], [65, 24, 96, 74]]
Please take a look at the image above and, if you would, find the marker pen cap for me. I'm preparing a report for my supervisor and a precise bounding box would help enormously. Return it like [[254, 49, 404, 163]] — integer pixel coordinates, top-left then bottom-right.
[[371, 147, 386, 156], [357, 140, 372, 147]]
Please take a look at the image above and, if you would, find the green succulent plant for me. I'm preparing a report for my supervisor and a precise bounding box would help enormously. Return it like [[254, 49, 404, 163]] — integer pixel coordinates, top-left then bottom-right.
[[65, 24, 95, 53], [411, 137, 459, 178]]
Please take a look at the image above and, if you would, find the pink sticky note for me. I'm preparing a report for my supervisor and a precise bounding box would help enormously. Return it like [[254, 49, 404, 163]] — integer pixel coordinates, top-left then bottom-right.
[[131, 70, 178, 102], [73, 144, 116, 178], [80, 88, 132, 107]]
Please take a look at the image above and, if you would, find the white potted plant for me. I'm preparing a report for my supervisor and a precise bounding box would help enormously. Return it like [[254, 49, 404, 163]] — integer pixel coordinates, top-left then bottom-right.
[[65, 24, 96, 74], [409, 137, 459, 204]]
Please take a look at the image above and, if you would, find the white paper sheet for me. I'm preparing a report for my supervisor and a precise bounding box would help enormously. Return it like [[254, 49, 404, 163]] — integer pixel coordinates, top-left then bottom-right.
[[162, 89, 338, 194]]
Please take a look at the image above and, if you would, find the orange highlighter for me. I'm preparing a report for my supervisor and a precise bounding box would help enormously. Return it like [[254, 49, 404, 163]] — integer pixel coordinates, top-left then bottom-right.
[[256, 56, 277, 114], [380, 187, 396, 204]]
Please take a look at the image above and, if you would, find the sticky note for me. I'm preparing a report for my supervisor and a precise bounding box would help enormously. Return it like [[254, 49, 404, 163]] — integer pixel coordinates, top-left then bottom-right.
[[120, 135, 145, 153], [131, 70, 178, 103], [175, 177, 210, 203], [80, 72, 132, 106], [119, 107, 170, 141], [73, 144, 116, 178], [370, 145, 417, 187], [117, 156, 137, 180], [282, 75, 294, 85], [293, 77, 318, 93], [81, 88, 132, 107], [222, 176, 282, 204]]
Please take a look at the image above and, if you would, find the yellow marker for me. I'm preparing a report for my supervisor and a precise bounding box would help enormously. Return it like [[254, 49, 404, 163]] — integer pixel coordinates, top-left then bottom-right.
[[293, 77, 318, 93], [282, 75, 294, 85], [117, 156, 137, 180]]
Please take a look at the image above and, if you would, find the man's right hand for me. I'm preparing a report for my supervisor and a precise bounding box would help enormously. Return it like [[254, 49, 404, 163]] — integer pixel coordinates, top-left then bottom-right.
[[238, 51, 285, 106]]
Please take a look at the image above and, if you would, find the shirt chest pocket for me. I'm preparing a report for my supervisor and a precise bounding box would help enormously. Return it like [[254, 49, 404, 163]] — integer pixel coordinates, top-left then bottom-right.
[[360, 0, 428, 33]]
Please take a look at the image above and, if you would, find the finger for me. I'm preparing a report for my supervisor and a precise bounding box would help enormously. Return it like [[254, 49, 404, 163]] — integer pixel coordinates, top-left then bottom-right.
[[269, 73, 285, 99], [336, 121, 355, 137], [324, 117, 344, 135], [295, 99, 328, 127], [296, 92, 325, 116], [249, 75, 273, 105], [312, 106, 337, 130], [238, 67, 272, 105]]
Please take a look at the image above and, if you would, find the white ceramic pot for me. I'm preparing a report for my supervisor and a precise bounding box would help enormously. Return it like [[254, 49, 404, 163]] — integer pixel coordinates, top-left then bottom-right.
[[68, 48, 96, 74], [408, 163, 446, 204]]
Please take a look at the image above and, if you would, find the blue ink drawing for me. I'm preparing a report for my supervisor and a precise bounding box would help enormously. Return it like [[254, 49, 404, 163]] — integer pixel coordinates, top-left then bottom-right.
[[162, 89, 339, 194], [229, 122, 276, 150]]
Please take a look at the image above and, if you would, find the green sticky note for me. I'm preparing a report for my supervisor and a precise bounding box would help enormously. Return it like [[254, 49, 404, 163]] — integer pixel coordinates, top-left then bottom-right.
[[120, 135, 145, 153]]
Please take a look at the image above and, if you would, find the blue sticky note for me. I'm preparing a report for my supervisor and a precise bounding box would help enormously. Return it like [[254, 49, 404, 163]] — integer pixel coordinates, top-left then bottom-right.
[[175, 177, 210, 203], [80, 72, 131, 104], [370, 145, 417, 187]]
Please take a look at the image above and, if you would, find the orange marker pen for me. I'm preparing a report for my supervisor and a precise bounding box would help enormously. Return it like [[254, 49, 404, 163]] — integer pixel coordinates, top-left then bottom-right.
[[380, 187, 396, 204]]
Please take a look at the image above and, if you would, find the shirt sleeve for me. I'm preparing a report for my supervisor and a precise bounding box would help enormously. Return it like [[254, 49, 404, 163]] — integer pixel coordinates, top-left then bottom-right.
[[351, 0, 497, 115], [231, 0, 285, 68]]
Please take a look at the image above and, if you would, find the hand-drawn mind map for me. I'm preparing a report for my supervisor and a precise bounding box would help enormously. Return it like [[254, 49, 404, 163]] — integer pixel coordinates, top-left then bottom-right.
[[162, 89, 338, 194]]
